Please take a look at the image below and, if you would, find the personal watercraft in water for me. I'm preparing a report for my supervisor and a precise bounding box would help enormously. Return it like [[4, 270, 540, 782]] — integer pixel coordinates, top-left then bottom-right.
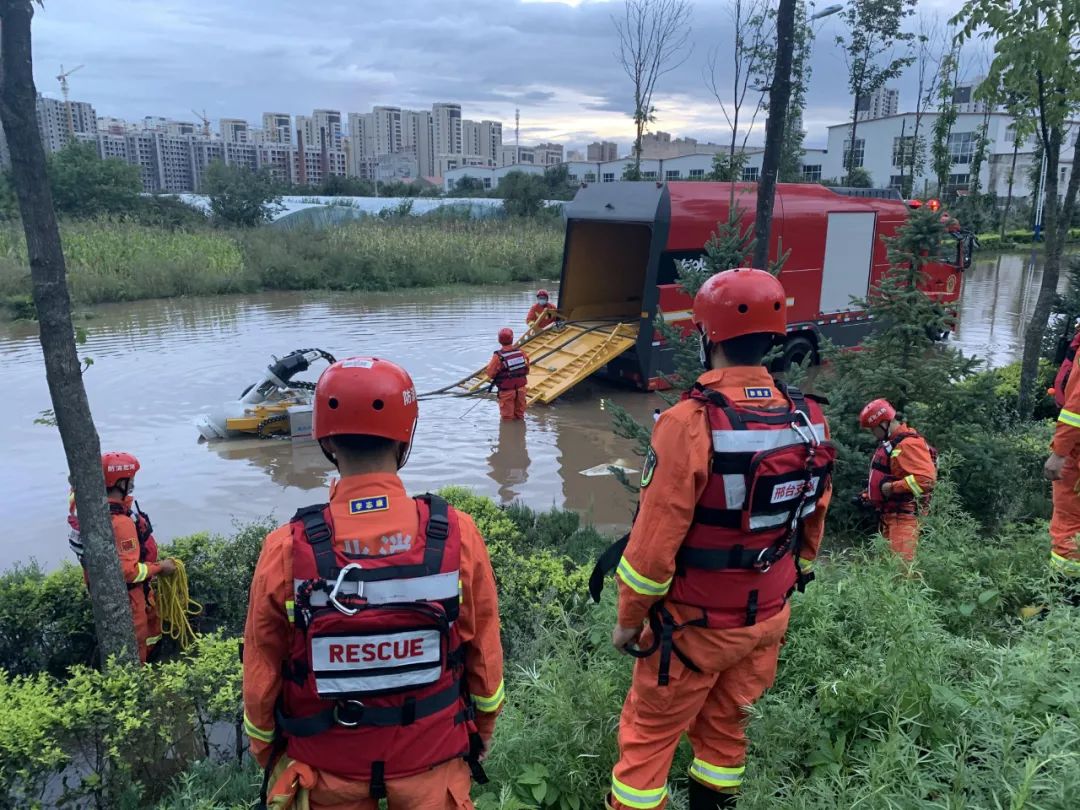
[[195, 349, 336, 441]]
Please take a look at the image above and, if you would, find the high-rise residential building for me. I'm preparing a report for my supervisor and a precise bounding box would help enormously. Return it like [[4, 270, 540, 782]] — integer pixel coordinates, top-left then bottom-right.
[[480, 120, 502, 166], [347, 112, 373, 175], [36, 95, 97, 152], [295, 115, 313, 149], [534, 142, 565, 166], [462, 119, 482, 160], [220, 118, 249, 144], [312, 109, 343, 149], [952, 77, 991, 114], [402, 109, 434, 178], [166, 120, 197, 137], [587, 141, 618, 161], [639, 131, 724, 159], [98, 116, 131, 136], [432, 103, 462, 158], [262, 113, 292, 144], [856, 87, 899, 121], [372, 106, 403, 156]]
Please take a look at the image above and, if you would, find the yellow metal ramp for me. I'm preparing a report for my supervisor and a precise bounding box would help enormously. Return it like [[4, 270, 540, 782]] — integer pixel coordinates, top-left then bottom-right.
[[456, 321, 639, 405]]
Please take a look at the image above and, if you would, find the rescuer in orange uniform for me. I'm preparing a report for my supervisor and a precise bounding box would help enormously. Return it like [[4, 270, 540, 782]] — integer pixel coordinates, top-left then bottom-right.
[[525, 289, 559, 334], [1043, 348, 1080, 600], [69, 453, 176, 663], [593, 268, 835, 810], [486, 328, 530, 421], [243, 357, 504, 810], [858, 400, 937, 564]]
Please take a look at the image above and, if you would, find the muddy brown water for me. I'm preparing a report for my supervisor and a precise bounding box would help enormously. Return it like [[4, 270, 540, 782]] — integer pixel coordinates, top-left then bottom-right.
[[0, 251, 1055, 569]]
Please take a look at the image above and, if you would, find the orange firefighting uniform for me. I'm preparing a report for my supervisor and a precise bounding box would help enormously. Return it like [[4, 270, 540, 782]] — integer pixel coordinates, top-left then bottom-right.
[[1050, 364, 1080, 580], [108, 495, 164, 663], [243, 473, 505, 810], [876, 426, 936, 564], [486, 349, 530, 421], [610, 367, 831, 809], [526, 302, 558, 333]]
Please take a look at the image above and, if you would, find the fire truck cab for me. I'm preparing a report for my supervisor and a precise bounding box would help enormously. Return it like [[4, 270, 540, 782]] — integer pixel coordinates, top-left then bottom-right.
[[556, 181, 973, 389]]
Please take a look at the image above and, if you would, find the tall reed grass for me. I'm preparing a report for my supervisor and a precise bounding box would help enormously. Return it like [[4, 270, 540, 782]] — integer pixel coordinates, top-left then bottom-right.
[[0, 217, 564, 316]]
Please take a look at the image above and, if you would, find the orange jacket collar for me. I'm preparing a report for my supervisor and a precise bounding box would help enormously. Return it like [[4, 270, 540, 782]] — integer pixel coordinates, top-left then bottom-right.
[[329, 473, 407, 504], [696, 366, 776, 389]]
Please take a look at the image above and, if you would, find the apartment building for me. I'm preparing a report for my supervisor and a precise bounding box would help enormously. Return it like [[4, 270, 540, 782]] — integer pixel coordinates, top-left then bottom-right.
[[855, 87, 900, 122], [36, 95, 97, 152], [499, 144, 534, 167], [587, 141, 618, 162], [432, 103, 463, 158], [219, 118, 249, 144], [638, 131, 724, 159], [534, 142, 565, 166], [262, 113, 292, 144], [403, 109, 434, 178]]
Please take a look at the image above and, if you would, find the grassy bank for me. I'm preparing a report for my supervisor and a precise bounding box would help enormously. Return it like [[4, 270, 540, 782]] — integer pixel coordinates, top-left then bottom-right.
[[975, 227, 1080, 252], [1, 485, 1078, 809], [0, 217, 564, 316]]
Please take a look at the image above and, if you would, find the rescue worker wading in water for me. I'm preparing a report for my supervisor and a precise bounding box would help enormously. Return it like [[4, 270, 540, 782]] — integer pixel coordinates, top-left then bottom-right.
[[1043, 328, 1080, 603], [858, 400, 937, 564], [486, 328, 530, 421], [68, 452, 177, 663], [590, 268, 835, 810], [525, 289, 559, 334], [243, 357, 505, 810]]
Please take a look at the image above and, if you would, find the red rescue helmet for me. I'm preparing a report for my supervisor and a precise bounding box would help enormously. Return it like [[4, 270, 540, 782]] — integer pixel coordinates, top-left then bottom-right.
[[102, 451, 140, 489], [692, 268, 787, 343], [536, 289, 550, 301], [859, 399, 896, 430], [498, 328, 514, 346], [313, 357, 418, 449]]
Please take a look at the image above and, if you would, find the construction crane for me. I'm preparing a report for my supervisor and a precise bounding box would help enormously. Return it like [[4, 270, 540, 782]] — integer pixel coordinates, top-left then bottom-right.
[[192, 109, 211, 137], [56, 64, 84, 141]]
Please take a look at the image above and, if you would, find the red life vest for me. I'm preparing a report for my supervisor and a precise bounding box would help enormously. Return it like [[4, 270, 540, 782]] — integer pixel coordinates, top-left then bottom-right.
[[277, 494, 478, 790], [493, 348, 528, 390], [668, 384, 835, 630], [867, 431, 937, 514], [68, 499, 157, 589], [1052, 329, 1080, 407]]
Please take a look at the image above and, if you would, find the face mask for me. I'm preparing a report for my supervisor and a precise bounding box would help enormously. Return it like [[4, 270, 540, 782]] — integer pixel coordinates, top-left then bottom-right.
[[538, 299, 548, 306]]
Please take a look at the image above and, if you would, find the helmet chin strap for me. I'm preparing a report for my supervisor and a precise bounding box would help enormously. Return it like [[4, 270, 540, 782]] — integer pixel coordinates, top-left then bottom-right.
[[698, 328, 713, 371]]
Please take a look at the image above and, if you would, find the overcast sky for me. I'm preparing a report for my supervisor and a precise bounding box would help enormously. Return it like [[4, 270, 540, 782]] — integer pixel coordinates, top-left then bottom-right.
[[32, 0, 986, 152]]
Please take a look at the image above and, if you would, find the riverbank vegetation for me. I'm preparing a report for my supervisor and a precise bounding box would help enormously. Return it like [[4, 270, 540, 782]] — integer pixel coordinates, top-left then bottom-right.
[[0, 216, 563, 316]]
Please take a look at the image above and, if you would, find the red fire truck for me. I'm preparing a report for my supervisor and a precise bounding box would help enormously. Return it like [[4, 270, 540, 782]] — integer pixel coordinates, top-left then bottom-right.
[[554, 181, 975, 389]]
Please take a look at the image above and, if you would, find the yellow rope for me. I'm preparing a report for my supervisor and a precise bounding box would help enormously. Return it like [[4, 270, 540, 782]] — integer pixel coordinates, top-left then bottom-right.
[[156, 558, 202, 650]]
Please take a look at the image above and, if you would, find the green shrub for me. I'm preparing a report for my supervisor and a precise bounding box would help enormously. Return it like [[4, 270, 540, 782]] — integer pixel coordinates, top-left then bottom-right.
[[0, 672, 67, 808]]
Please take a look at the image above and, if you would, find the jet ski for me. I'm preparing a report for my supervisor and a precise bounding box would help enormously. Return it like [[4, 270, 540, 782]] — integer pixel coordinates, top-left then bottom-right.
[[196, 349, 336, 441]]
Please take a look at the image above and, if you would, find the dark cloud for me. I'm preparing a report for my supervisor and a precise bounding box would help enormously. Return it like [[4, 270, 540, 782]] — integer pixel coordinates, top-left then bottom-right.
[[33, 0, 971, 151]]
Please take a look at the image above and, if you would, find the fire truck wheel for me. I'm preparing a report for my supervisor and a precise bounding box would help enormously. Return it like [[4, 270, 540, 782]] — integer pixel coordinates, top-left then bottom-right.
[[777, 336, 817, 371]]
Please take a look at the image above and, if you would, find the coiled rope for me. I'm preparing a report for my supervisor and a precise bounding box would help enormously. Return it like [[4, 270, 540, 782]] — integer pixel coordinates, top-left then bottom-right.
[[157, 558, 202, 650]]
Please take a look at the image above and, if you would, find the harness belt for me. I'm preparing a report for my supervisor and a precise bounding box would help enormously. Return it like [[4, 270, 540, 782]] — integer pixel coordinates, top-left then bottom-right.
[[275, 679, 468, 737]]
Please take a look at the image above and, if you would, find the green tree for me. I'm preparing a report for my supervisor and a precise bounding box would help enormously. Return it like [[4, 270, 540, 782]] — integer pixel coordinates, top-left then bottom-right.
[[930, 48, 960, 200], [707, 151, 748, 182], [543, 164, 577, 200], [613, 0, 693, 176], [954, 0, 1080, 415], [46, 142, 141, 218], [0, 0, 138, 664], [845, 167, 875, 188], [202, 161, 281, 227], [837, 0, 918, 184], [621, 162, 642, 181], [450, 176, 485, 196], [499, 171, 546, 217]]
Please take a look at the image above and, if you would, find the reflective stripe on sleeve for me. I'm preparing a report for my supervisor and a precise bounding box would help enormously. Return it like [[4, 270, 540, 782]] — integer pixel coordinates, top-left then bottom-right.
[[890, 446, 903, 458], [472, 679, 505, 713], [610, 776, 668, 809], [797, 557, 814, 574], [132, 562, 150, 583], [243, 712, 275, 743], [284, 599, 295, 624], [904, 474, 924, 497], [1050, 551, 1080, 577], [616, 557, 671, 597], [689, 758, 745, 789], [145, 634, 162, 647], [1058, 409, 1080, 428]]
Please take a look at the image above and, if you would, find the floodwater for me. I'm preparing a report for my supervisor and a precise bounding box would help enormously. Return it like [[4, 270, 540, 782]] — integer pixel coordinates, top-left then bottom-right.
[[0, 251, 1055, 569]]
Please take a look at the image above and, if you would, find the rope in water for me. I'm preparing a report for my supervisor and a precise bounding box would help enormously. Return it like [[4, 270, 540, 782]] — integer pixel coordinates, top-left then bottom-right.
[[156, 557, 203, 650]]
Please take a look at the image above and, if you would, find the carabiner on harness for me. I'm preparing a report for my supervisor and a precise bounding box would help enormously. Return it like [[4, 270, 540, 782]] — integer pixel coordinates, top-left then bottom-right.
[[333, 699, 365, 727], [328, 563, 365, 616]]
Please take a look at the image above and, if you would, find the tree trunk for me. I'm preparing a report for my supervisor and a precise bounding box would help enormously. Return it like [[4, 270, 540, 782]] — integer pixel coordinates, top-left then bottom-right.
[[1017, 127, 1063, 416], [1001, 139, 1019, 239], [0, 1, 138, 664], [752, 0, 795, 272]]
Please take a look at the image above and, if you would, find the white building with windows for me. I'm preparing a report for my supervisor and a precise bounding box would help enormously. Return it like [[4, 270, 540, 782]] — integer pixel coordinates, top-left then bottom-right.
[[824, 113, 1078, 198], [444, 163, 545, 192]]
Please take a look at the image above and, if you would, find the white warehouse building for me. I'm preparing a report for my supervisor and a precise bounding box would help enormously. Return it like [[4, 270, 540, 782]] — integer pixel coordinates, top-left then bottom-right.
[[823, 112, 1078, 199], [445, 149, 830, 191]]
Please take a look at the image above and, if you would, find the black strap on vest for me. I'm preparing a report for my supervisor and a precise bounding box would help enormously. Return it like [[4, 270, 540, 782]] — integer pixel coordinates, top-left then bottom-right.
[[422, 493, 450, 575], [370, 761, 387, 800], [294, 504, 337, 580], [274, 679, 466, 737], [625, 603, 707, 687], [467, 732, 490, 784], [589, 532, 630, 603]]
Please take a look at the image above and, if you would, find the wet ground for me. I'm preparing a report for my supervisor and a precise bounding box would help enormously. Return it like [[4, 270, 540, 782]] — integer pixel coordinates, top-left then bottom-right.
[[0, 250, 1053, 568]]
